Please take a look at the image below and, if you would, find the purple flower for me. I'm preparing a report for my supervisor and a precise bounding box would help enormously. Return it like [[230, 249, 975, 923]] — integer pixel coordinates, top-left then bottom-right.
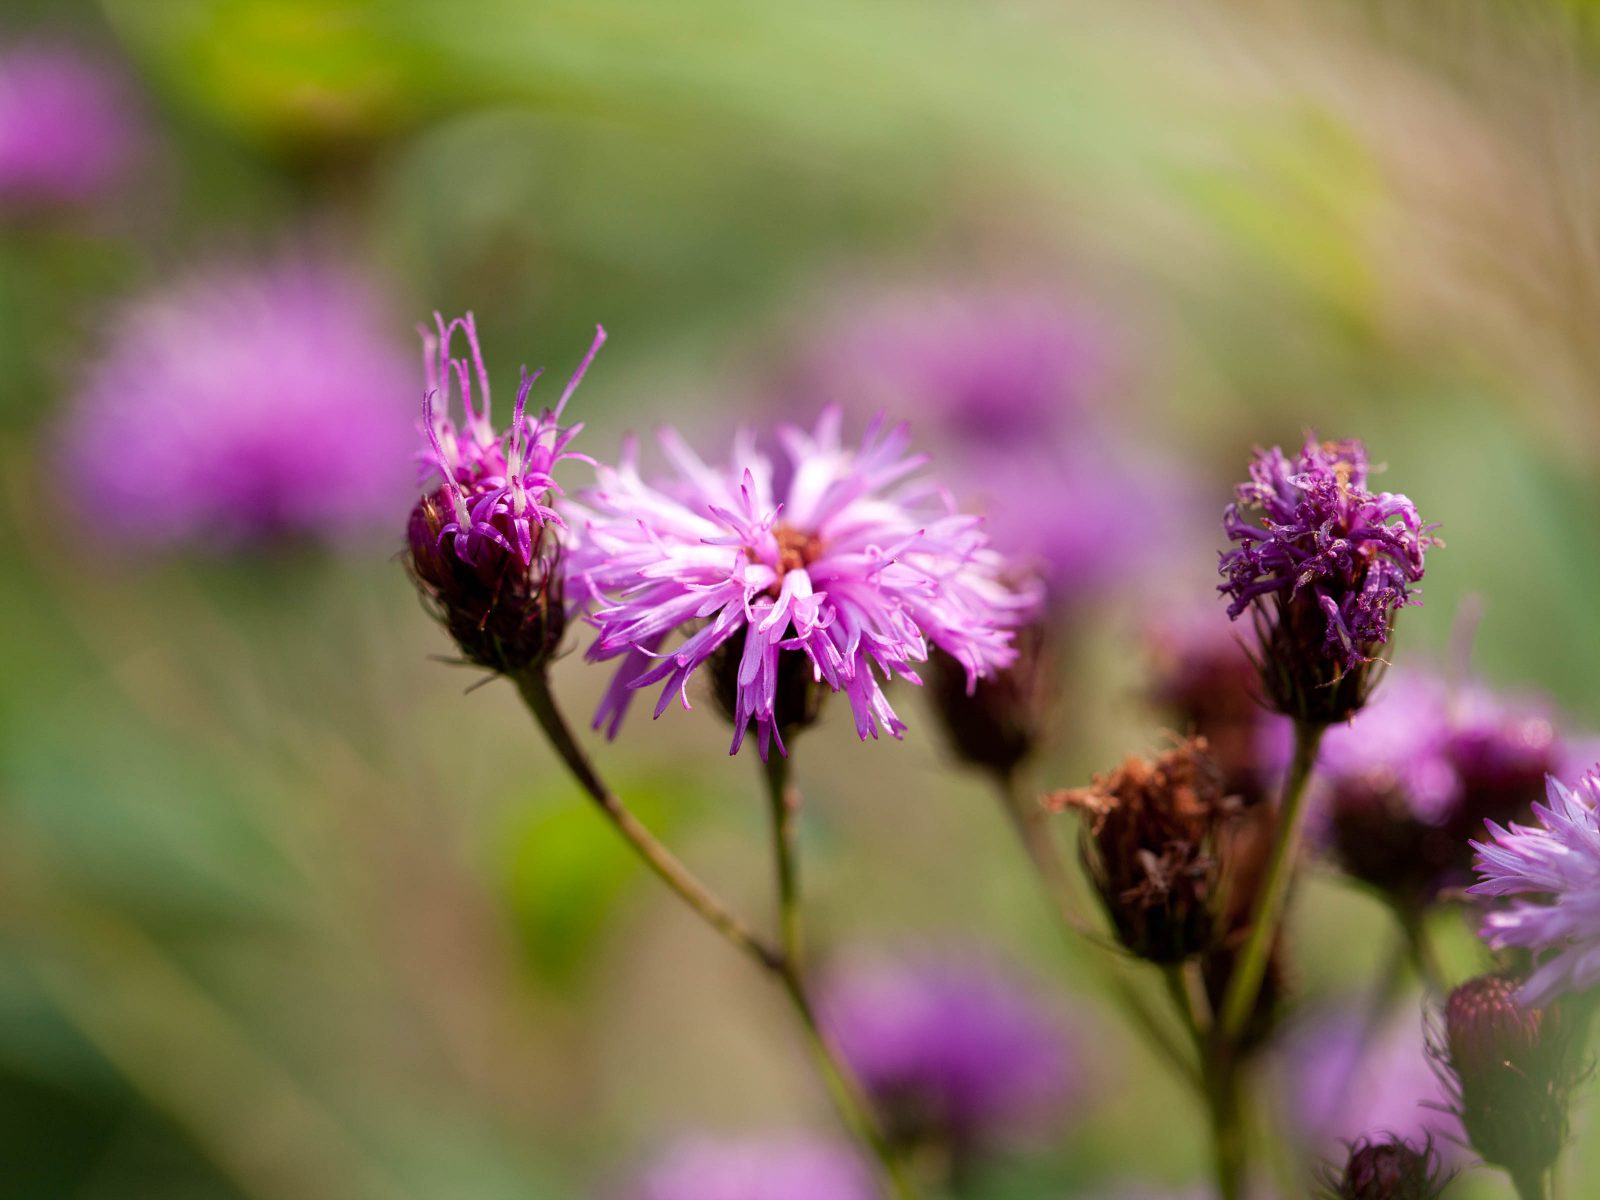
[[789, 287, 1179, 605], [0, 41, 137, 209], [820, 951, 1081, 1154], [1315, 670, 1562, 909], [1278, 1006, 1457, 1161], [64, 257, 416, 549], [569, 408, 1038, 757], [1219, 437, 1439, 724], [618, 1134, 875, 1200], [406, 312, 603, 673], [1471, 769, 1600, 1008]]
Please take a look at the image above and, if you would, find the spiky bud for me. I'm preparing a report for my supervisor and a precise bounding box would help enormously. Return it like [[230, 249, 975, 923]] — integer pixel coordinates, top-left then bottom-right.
[[928, 621, 1052, 777], [1328, 1136, 1445, 1200]]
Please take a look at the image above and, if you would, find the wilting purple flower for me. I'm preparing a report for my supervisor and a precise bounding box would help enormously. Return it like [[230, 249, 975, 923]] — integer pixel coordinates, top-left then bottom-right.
[[405, 312, 604, 673], [0, 41, 137, 209], [569, 408, 1038, 757], [1471, 769, 1600, 1008], [820, 952, 1081, 1155], [1278, 1006, 1457, 1161], [1219, 437, 1439, 724], [618, 1134, 875, 1200], [65, 257, 416, 549], [789, 287, 1178, 604]]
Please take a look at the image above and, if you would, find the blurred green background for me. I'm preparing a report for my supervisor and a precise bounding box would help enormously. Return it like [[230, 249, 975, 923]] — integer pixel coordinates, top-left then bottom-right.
[[3, 0, 1599, 1196]]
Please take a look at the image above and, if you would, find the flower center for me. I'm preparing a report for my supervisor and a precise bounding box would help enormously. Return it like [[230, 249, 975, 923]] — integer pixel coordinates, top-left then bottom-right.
[[752, 523, 824, 597]]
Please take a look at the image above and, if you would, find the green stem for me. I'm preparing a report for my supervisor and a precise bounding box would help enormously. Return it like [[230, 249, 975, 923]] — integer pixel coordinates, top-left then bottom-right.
[[1204, 1047, 1246, 1200], [760, 754, 920, 1200], [1216, 721, 1324, 1044], [995, 772, 1204, 1094], [1511, 1166, 1552, 1200], [512, 668, 781, 970], [1399, 909, 1449, 995]]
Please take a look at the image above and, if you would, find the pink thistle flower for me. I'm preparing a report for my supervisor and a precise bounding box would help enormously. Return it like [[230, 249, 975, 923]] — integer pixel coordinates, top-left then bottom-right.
[[0, 40, 138, 211], [406, 312, 604, 674], [1471, 768, 1600, 1008], [568, 408, 1038, 758]]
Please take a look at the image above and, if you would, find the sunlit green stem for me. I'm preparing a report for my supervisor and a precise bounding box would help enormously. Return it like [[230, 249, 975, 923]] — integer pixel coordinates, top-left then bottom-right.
[[513, 668, 781, 968], [761, 753, 920, 1200], [1216, 722, 1324, 1043]]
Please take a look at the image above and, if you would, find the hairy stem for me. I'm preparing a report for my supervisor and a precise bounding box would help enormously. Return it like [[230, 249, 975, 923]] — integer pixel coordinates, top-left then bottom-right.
[[1216, 722, 1324, 1043], [512, 668, 780, 969], [761, 753, 919, 1200]]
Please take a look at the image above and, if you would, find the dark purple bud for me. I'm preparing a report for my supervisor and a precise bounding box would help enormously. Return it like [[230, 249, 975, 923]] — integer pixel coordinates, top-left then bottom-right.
[[1330, 1136, 1445, 1200], [928, 621, 1052, 777], [1438, 975, 1574, 1185]]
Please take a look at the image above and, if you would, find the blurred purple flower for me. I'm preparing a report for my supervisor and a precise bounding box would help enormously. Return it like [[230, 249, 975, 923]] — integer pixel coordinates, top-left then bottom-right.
[[64, 257, 416, 550], [1313, 669, 1563, 906], [1472, 769, 1600, 1008], [1278, 1006, 1458, 1161], [569, 408, 1038, 757], [1220, 436, 1439, 723], [820, 951, 1082, 1154], [791, 287, 1176, 604], [0, 41, 137, 209], [618, 1134, 875, 1200]]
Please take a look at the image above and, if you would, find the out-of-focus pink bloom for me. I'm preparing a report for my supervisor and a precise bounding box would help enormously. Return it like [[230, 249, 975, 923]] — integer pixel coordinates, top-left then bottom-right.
[[0, 41, 138, 210]]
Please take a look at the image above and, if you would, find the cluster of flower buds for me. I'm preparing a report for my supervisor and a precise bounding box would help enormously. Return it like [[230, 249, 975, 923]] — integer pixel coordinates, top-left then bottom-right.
[[1434, 975, 1577, 1193], [1323, 1136, 1446, 1200], [1219, 437, 1439, 727], [1046, 737, 1237, 963]]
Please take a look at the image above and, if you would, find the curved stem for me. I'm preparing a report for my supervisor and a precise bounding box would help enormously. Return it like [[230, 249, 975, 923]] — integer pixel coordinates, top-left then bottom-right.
[[995, 772, 1204, 1094], [760, 754, 919, 1200], [512, 668, 781, 970], [1216, 721, 1324, 1043]]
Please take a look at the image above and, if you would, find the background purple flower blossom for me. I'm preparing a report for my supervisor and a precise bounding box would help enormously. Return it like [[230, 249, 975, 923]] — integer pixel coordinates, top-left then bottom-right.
[[1472, 769, 1600, 1007], [820, 951, 1083, 1153], [1220, 437, 1437, 672], [786, 287, 1181, 605], [1276, 1005, 1458, 1163], [568, 407, 1037, 756], [616, 1134, 875, 1200], [63, 256, 416, 550], [0, 41, 138, 210]]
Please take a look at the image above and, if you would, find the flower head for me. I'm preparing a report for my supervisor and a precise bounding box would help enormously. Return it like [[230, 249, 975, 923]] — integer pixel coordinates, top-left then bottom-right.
[[1471, 769, 1600, 1008], [1326, 1137, 1446, 1200], [788, 287, 1182, 606], [1433, 975, 1577, 1183], [64, 257, 415, 549], [1046, 738, 1236, 962], [1279, 1005, 1457, 1162], [406, 313, 603, 674], [617, 1134, 874, 1200], [0, 41, 138, 210], [1318, 671, 1561, 908], [820, 951, 1083, 1157], [1219, 437, 1439, 725], [570, 408, 1038, 757]]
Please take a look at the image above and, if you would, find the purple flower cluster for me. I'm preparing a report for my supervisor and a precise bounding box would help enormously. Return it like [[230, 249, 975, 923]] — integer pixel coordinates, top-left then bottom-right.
[[1472, 768, 1600, 1008], [791, 287, 1178, 605], [820, 951, 1081, 1153], [1313, 670, 1562, 905], [0, 41, 137, 210], [65, 257, 415, 549], [617, 1134, 874, 1200], [1219, 437, 1439, 723], [415, 312, 602, 567], [569, 408, 1038, 757], [1278, 1006, 1457, 1162]]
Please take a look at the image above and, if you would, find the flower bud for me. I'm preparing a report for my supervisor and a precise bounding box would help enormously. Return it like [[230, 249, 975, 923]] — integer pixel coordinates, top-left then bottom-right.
[[1046, 738, 1234, 963], [707, 634, 827, 748], [1329, 1136, 1444, 1200], [928, 622, 1052, 777], [1438, 975, 1574, 1184]]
